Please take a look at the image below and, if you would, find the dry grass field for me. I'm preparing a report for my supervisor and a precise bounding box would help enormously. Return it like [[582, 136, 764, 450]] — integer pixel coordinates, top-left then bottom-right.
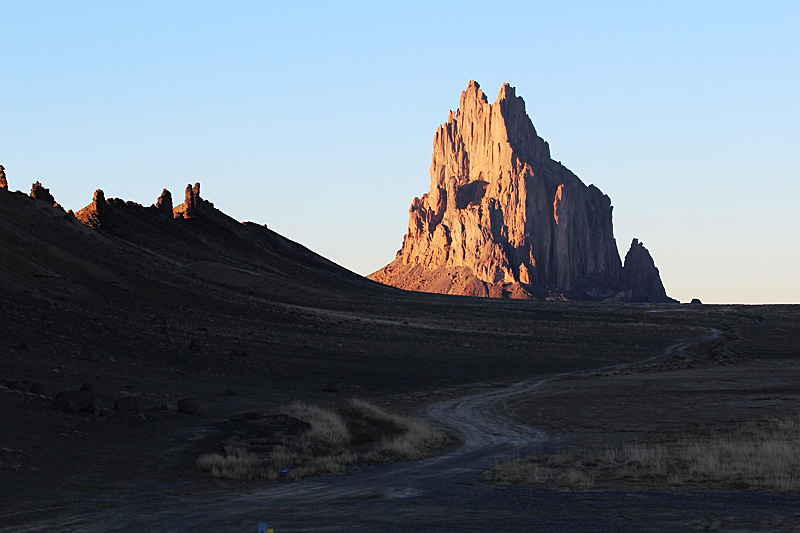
[[487, 413, 800, 491]]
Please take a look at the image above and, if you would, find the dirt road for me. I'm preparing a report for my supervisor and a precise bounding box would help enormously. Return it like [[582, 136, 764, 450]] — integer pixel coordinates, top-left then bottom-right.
[[6, 331, 799, 533]]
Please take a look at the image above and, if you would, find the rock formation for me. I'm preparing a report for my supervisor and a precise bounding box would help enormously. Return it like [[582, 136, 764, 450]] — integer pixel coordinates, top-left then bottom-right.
[[30, 181, 57, 206], [0, 165, 7, 189], [622, 238, 672, 303], [156, 189, 173, 217], [370, 81, 674, 302], [76, 187, 179, 228], [75, 189, 107, 228], [174, 183, 202, 218]]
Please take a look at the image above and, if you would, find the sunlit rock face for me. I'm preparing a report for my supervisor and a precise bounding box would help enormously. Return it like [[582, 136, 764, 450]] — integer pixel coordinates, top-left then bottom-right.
[[370, 81, 674, 302], [76, 186, 180, 229], [30, 181, 58, 206]]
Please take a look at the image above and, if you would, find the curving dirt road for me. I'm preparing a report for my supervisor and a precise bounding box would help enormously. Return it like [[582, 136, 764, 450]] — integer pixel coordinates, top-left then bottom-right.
[[5, 332, 799, 532]]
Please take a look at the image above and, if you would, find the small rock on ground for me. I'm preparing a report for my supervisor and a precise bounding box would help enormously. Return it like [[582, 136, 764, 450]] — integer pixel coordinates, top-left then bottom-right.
[[177, 398, 199, 415]]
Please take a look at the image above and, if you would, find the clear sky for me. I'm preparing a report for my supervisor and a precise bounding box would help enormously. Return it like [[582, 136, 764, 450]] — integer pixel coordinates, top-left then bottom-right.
[[2, 1, 798, 304]]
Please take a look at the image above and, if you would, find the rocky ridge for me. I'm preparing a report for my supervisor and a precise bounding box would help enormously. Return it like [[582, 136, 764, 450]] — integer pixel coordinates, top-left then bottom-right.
[[30, 181, 57, 207], [370, 81, 674, 302], [75, 182, 211, 229]]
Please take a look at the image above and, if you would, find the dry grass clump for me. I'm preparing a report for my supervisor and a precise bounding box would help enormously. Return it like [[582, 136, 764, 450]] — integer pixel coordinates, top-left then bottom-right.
[[347, 398, 446, 460], [281, 402, 350, 450], [196, 445, 266, 481], [486, 415, 800, 491], [197, 399, 445, 481]]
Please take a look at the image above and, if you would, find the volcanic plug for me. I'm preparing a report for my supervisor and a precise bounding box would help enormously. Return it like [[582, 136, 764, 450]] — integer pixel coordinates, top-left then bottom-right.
[[370, 81, 674, 302]]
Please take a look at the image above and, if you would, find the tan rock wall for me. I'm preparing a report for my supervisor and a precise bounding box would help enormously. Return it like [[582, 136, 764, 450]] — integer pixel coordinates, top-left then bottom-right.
[[378, 81, 623, 295]]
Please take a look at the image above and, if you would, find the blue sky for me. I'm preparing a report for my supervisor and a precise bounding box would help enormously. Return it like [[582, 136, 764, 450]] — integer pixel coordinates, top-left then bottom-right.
[[2, 1, 798, 303]]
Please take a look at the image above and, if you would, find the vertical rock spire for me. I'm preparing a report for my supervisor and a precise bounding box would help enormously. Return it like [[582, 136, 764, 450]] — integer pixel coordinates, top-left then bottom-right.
[[156, 188, 173, 217], [75, 189, 107, 228], [622, 239, 672, 302], [173, 182, 203, 219]]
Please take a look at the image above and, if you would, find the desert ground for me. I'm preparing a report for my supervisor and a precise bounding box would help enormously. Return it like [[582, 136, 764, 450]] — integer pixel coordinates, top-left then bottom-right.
[[1, 188, 799, 531]]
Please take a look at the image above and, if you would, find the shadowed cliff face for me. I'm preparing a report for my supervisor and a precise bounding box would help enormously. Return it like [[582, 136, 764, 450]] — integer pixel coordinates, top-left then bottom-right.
[[370, 81, 675, 303], [623, 238, 672, 303]]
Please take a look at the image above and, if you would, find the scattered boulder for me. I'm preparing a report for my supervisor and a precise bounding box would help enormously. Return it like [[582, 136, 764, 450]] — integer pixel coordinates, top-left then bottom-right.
[[225, 389, 237, 396], [52, 383, 98, 414], [690, 298, 703, 305], [17, 342, 28, 351], [29, 181, 57, 206], [28, 383, 44, 395], [325, 381, 339, 393], [0, 165, 7, 189], [177, 398, 199, 415], [5, 380, 26, 392], [114, 396, 142, 413], [188, 339, 202, 353]]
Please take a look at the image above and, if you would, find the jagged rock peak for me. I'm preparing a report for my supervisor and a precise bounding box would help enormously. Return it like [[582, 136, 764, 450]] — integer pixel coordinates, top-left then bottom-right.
[[370, 81, 673, 303], [156, 189, 173, 217], [622, 239, 675, 303], [175, 182, 202, 218], [185, 182, 201, 204], [76, 186, 188, 229], [0, 165, 7, 190], [446, 80, 551, 164], [30, 181, 57, 206], [75, 189, 107, 228]]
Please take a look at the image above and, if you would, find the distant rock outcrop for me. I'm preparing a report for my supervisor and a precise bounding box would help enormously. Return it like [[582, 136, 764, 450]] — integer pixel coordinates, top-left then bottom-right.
[[156, 189, 173, 217], [0, 165, 7, 190], [622, 239, 672, 303], [370, 81, 674, 303], [30, 181, 57, 206], [75, 189, 107, 228], [174, 183, 202, 218], [76, 187, 179, 228]]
